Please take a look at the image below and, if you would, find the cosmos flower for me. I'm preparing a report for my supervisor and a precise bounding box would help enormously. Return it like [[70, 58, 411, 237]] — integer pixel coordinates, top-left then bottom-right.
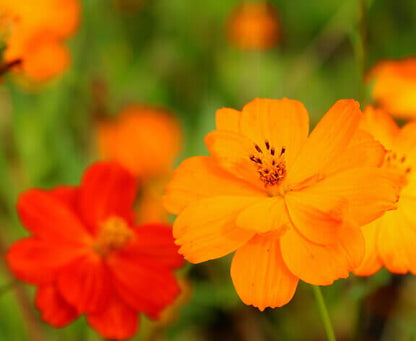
[[0, 0, 80, 81], [227, 1, 281, 50], [355, 106, 416, 275], [368, 57, 416, 119], [7, 162, 183, 339], [164, 98, 399, 310]]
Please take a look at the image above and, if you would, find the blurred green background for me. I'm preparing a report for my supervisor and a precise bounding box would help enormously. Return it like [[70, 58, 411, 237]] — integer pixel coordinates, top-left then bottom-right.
[[1, 0, 416, 340]]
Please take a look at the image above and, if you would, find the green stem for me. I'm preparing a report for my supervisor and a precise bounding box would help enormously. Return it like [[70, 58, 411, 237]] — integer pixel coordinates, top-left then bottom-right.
[[357, 0, 368, 104], [312, 285, 336, 341]]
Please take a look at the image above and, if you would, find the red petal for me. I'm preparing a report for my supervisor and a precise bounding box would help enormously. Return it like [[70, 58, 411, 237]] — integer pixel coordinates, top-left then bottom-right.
[[6, 238, 85, 285], [87, 296, 139, 340], [108, 251, 180, 319], [125, 223, 184, 270], [78, 162, 138, 234], [57, 253, 113, 314], [17, 189, 91, 243], [35, 285, 79, 327]]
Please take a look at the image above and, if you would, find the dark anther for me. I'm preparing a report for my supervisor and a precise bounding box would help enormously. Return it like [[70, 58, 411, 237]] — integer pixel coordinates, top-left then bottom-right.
[[249, 155, 256, 162], [401, 156, 406, 163], [272, 160, 276, 166], [270, 148, 275, 156], [256, 158, 262, 164], [255, 145, 262, 153], [280, 147, 286, 156], [406, 167, 412, 173], [265, 141, 270, 150], [392, 153, 397, 160]]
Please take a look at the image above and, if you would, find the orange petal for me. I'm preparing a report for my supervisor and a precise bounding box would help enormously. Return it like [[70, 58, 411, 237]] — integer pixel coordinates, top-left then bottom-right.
[[324, 130, 386, 176], [239, 98, 309, 168], [394, 120, 416, 155], [204, 130, 262, 188], [284, 192, 343, 245], [287, 100, 361, 185], [292, 167, 399, 228], [236, 197, 289, 233], [280, 226, 364, 285], [35, 285, 79, 328], [216, 107, 241, 132], [173, 196, 258, 263], [231, 233, 298, 310], [163, 156, 264, 214], [354, 220, 383, 276], [377, 201, 416, 274], [360, 106, 399, 149]]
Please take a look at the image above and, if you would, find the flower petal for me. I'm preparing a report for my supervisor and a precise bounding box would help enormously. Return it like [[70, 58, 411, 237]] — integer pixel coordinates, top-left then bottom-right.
[[236, 197, 289, 233], [57, 253, 112, 314], [354, 220, 383, 276], [239, 98, 309, 168], [291, 167, 399, 229], [108, 251, 180, 319], [163, 156, 264, 214], [231, 233, 299, 310], [79, 162, 138, 234], [173, 196, 258, 263], [215, 107, 241, 132], [87, 296, 138, 340], [360, 106, 399, 149], [287, 99, 361, 185], [35, 285, 79, 328], [6, 238, 85, 285], [324, 130, 386, 176], [124, 223, 184, 270], [377, 201, 416, 274], [280, 226, 364, 285], [17, 189, 91, 243]]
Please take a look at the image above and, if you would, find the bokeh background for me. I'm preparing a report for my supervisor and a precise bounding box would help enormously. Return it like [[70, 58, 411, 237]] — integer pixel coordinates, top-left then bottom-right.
[[1, 0, 416, 340]]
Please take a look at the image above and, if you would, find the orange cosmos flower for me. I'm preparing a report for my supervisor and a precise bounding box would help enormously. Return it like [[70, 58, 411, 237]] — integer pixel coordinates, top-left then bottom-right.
[[368, 57, 416, 119], [355, 106, 416, 276], [7, 162, 183, 340], [164, 98, 400, 310], [227, 1, 281, 50], [0, 0, 80, 81], [97, 105, 182, 181]]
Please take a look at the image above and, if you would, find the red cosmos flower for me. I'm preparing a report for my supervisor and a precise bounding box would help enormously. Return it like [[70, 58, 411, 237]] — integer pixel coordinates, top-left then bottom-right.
[[6, 162, 183, 340]]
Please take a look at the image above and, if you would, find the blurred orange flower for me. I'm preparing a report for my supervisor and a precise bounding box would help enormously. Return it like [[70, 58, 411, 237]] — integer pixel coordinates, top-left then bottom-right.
[[164, 98, 400, 310], [7, 162, 184, 340], [355, 106, 416, 276], [97, 105, 182, 182], [368, 57, 416, 119], [227, 1, 281, 50], [0, 0, 80, 81]]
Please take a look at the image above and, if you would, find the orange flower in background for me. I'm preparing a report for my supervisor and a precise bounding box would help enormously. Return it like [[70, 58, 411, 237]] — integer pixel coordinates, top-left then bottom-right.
[[98, 105, 182, 223], [368, 57, 416, 119], [0, 0, 80, 81], [227, 1, 281, 50], [164, 98, 400, 310], [355, 106, 416, 276], [7, 162, 183, 340], [97, 105, 182, 181]]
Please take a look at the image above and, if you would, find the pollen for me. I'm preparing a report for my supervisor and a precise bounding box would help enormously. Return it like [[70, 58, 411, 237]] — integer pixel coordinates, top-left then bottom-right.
[[94, 216, 134, 256], [249, 140, 286, 187], [384, 150, 412, 184]]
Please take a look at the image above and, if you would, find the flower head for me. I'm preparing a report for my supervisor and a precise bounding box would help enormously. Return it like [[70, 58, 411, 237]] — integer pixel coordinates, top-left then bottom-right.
[[97, 105, 182, 181], [227, 1, 281, 50], [0, 0, 80, 81], [354, 106, 416, 276], [7, 162, 183, 340], [368, 57, 416, 119], [164, 98, 400, 310]]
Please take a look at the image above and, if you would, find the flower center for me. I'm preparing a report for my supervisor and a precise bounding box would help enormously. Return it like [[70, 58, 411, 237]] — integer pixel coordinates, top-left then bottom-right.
[[94, 216, 134, 256], [248, 140, 287, 188], [384, 150, 412, 185]]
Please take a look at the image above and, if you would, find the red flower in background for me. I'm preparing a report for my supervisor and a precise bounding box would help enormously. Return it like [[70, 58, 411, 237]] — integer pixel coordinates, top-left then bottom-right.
[[6, 162, 183, 340]]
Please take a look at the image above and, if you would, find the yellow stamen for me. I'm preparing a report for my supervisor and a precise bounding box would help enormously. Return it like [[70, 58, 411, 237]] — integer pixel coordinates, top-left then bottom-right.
[[94, 216, 134, 256]]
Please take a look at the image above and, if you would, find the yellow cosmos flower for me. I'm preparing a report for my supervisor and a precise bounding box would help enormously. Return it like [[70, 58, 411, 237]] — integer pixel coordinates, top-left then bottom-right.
[[164, 98, 400, 310]]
